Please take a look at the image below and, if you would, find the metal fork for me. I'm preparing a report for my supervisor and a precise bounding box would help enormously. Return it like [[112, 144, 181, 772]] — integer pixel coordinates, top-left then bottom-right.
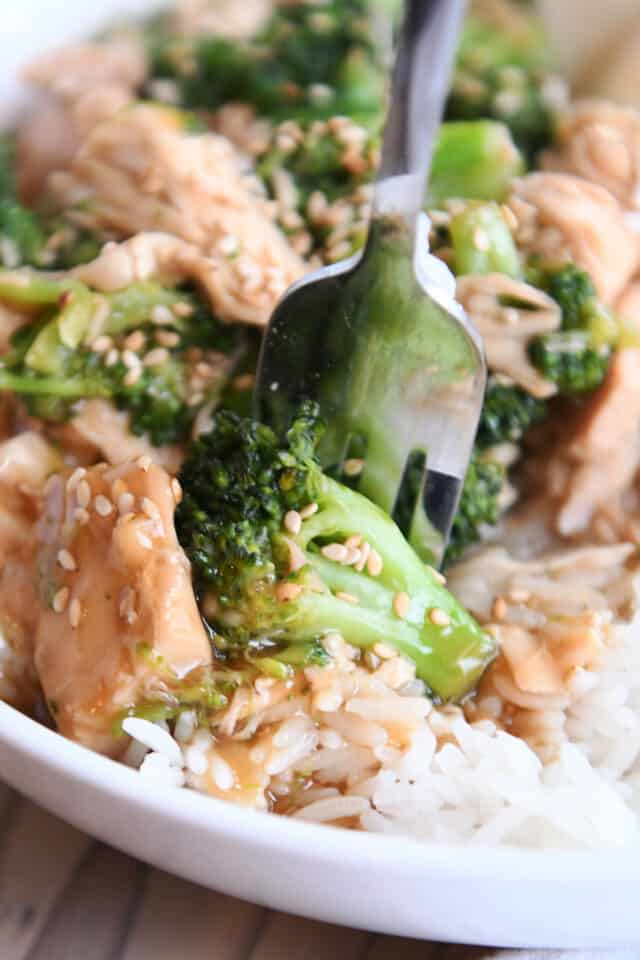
[[255, 0, 485, 566]]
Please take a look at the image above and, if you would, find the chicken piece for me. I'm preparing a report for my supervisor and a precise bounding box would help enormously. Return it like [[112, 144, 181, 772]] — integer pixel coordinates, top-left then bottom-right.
[[68, 398, 183, 474], [456, 274, 561, 398], [542, 100, 640, 210], [23, 39, 147, 102], [48, 103, 305, 325], [508, 172, 639, 304], [34, 460, 212, 756], [616, 280, 640, 328]]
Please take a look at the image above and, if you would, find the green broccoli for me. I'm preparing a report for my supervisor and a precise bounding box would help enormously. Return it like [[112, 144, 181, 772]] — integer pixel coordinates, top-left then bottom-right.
[[0, 271, 243, 446], [176, 404, 495, 702], [476, 378, 547, 449], [445, 453, 506, 566], [445, 0, 556, 162], [449, 201, 522, 277], [0, 139, 45, 267], [528, 264, 619, 396], [426, 121, 524, 207]]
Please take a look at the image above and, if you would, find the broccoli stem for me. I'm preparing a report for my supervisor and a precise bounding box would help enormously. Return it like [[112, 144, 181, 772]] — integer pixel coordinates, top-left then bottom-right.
[[0, 369, 110, 398], [450, 202, 521, 278], [426, 121, 524, 207]]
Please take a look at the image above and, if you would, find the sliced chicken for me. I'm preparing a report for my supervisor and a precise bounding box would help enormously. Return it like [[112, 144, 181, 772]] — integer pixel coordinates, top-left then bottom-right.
[[49, 103, 305, 325], [23, 39, 147, 102], [34, 460, 211, 756], [508, 172, 639, 304], [170, 0, 271, 37]]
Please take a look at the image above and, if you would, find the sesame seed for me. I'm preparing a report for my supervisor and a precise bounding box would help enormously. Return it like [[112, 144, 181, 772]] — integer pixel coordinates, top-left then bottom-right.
[[144, 347, 169, 368], [283, 510, 302, 535], [336, 591, 359, 605], [508, 588, 530, 604], [151, 304, 174, 326], [300, 502, 318, 519], [426, 564, 447, 585], [171, 478, 183, 504], [105, 348, 119, 367], [66, 467, 86, 493], [94, 495, 113, 517], [275, 582, 302, 603], [343, 458, 364, 477], [119, 586, 138, 624], [118, 492, 135, 515], [287, 540, 307, 573], [137, 456, 152, 472], [171, 300, 192, 319], [69, 597, 82, 628], [218, 235, 239, 256], [122, 349, 142, 370], [492, 596, 507, 620], [123, 330, 146, 352], [344, 548, 362, 566], [374, 642, 395, 660], [354, 540, 370, 572], [501, 204, 518, 231], [155, 330, 180, 348], [429, 607, 450, 627], [123, 367, 142, 387], [74, 508, 90, 526], [92, 335, 113, 353], [76, 480, 91, 508], [366, 549, 383, 577], [137, 531, 153, 550], [345, 534, 362, 549], [57, 548, 77, 572], [393, 591, 410, 618], [321, 543, 349, 563], [52, 587, 70, 613], [472, 228, 490, 252]]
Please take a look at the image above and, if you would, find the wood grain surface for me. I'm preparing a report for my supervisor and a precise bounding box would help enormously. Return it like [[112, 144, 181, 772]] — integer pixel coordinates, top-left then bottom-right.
[[0, 781, 633, 960]]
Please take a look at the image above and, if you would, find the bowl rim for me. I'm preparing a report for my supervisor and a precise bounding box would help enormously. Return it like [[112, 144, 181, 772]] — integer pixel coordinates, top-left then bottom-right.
[[2, 700, 639, 878]]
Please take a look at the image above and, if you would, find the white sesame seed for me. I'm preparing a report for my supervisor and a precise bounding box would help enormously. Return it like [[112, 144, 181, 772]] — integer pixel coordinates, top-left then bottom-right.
[[66, 467, 86, 493], [393, 591, 410, 619], [218, 235, 239, 256], [52, 586, 70, 613], [151, 304, 174, 326], [122, 349, 142, 370], [343, 458, 364, 477], [275, 582, 303, 602], [118, 492, 135, 515], [354, 540, 370, 572], [300, 502, 318, 519], [284, 510, 302, 535], [119, 586, 138, 624], [155, 330, 180, 348], [429, 607, 450, 627], [123, 330, 146, 352], [144, 347, 169, 368], [57, 549, 77, 572], [366, 549, 383, 577], [137, 531, 153, 550], [171, 478, 183, 503], [141, 497, 160, 521], [69, 597, 82, 628], [345, 534, 362, 549], [123, 367, 142, 387], [76, 480, 91, 508], [335, 591, 359, 605], [74, 508, 90, 526], [321, 543, 349, 563], [92, 335, 113, 353], [374, 642, 396, 660], [173, 301, 193, 318], [94, 495, 113, 517], [472, 228, 490, 252], [344, 548, 362, 566], [105, 348, 119, 367], [137, 456, 152, 472], [287, 540, 307, 573], [321, 632, 343, 656]]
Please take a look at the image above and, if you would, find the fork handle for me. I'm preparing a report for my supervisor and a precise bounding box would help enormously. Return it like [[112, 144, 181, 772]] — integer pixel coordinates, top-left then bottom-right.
[[374, 0, 467, 225]]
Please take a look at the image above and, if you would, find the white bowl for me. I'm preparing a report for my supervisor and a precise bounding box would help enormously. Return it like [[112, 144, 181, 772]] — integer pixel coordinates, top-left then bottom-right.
[[1, 0, 639, 948]]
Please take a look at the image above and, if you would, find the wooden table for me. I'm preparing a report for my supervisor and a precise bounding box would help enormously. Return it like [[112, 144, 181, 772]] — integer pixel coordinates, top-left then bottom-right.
[[0, 781, 632, 960]]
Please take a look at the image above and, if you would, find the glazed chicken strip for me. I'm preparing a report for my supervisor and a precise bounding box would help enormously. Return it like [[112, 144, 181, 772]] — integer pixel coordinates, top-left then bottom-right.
[[508, 172, 639, 305], [48, 103, 305, 325], [34, 460, 212, 756]]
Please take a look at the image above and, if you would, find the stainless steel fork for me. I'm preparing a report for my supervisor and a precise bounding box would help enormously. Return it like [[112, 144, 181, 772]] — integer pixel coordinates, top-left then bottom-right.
[[255, 0, 485, 566]]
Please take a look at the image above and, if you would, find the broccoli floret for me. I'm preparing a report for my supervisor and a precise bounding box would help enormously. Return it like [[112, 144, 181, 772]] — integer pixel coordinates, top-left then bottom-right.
[[528, 264, 618, 396], [176, 404, 495, 702], [0, 139, 44, 267], [149, 0, 385, 124], [427, 121, 524, 207], [445, 1, 555, 163], [445, 453, 505, 566], [528, 333, 610, 395], [0, 271, 243, 446], [476, 378, 547, 449]]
